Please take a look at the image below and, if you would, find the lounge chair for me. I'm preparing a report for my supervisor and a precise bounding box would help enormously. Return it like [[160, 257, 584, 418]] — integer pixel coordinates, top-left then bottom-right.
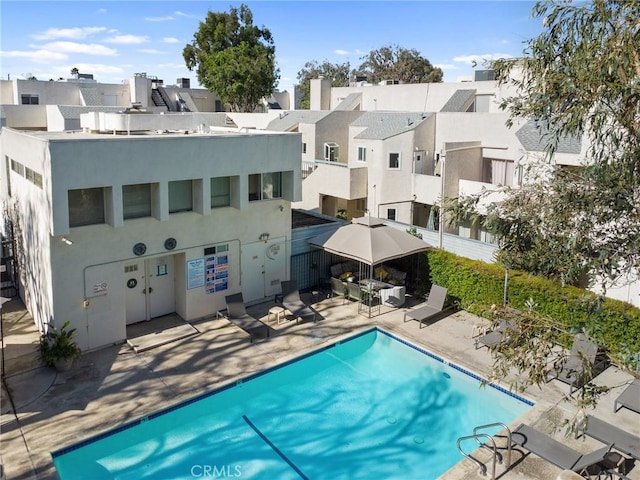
[[330, 277, 348, 304], [475, 320, 516, 350], [403, 285, 448, 328], [614, 378, 640, 414], [549, 333, 600, 394], [576, 415, 640, 461], [279, 280, 317, 323], [224, 293, 269, 343], [512, 423, 613, 476]]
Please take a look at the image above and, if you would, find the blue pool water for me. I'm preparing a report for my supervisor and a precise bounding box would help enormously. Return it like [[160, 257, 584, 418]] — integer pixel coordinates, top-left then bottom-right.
[[53, 328, 532, 479]]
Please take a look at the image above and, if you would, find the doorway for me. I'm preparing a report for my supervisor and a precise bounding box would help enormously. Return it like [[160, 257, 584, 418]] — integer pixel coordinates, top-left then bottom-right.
[[125, 255, 176, 325], [241, 237, 287, 303]]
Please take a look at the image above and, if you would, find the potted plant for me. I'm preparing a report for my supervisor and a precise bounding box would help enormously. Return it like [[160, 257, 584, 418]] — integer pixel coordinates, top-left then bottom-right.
[[39, 321, 81, 372]]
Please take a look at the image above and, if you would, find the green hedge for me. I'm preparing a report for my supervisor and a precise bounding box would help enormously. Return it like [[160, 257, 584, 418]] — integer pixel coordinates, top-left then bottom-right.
[[425, 248, 640, 366]]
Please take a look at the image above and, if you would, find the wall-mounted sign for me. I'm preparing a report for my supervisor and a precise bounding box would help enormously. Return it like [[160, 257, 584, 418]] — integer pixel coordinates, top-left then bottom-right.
[[187, 258, 205, 289], [157, 264, 168, 276], [206, 255, 229, 294], [93, 282, 108, 295]]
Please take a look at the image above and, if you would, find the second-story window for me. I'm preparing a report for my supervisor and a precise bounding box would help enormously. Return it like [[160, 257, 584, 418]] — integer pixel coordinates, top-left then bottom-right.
[[123, 183, 152, 219], [249, 172, 282, 201], [211, 176, 231, 208], [20, 94, 39, 105], [388, 152, 400, 170], [68, 188, 105, 227], [357, 147, 367, 162], [169, 180, 193, 213], [302, 143, 307, 154], [324, 142, 339, 162]]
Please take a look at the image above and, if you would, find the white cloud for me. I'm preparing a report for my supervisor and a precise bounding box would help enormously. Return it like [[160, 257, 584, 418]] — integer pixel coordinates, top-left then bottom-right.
[[104, 34, 149, 45], [0, 49, 68, 62], [174, 11, 193, 17], [453, 53, 513, 65], [96, 8, 107, 14], [35, 41, 118, 56], [434, 64, 459, 71], [32, 27, 107, 40], [145, 16, 174, 22], [334, 49, 349, 56], [138, 49, 164, 54], [163, 37, 180, 44], [71, 63, 125, 74]]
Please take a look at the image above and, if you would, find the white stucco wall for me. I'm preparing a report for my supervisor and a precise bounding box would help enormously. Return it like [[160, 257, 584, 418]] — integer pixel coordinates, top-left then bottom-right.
[[1, 126, 302, 350]]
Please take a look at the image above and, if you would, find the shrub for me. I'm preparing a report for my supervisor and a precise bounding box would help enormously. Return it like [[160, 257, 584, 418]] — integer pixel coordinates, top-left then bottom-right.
[[424, 248, 640, 370]]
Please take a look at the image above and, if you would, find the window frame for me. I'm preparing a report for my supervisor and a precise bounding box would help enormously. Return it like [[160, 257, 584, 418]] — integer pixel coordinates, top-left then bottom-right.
[[210, 176, 231, 208], [324, 142, 339, 162], [248, 172, 283, 202], [388, 152, 401, 170], [357, 146, 367, 162], [123, 183, 152, 220], [168, 179, 194, 214], [68, 187, 106, 227]]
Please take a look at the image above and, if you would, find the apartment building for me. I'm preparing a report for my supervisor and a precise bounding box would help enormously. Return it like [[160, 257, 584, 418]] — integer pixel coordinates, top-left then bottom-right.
[[0, 112, 301, 351]]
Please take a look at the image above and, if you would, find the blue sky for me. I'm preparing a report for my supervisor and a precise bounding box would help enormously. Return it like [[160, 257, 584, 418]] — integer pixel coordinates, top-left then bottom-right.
[[0, 1, 542, 92]]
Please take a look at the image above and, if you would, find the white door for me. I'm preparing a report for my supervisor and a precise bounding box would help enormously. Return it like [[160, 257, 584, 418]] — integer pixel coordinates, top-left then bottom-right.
[[241, 237, 287, 303], [125, 261, 146, 325], [124, 256, 176, 324], [148, 256, 175, 318]]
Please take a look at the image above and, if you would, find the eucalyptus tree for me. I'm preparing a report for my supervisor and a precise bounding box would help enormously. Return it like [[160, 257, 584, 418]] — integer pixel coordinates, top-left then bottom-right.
[[296, 60, 351, 109], [446, 0, 640, 415], [356, 44, 443, 84], [182, 4, 279, 112]]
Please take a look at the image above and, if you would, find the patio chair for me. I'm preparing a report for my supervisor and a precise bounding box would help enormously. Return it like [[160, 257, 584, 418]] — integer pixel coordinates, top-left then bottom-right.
[[224, 293, 269, 343], [512, 423, 613, 476], [576, 415, 640, 461], [475, 318, 517, 350], [330, 277, 348, 304], [279, 281, 317, 323], [403, 285, 448, 328], [614, 378, 640, 414], [548, 333, 600, 394]]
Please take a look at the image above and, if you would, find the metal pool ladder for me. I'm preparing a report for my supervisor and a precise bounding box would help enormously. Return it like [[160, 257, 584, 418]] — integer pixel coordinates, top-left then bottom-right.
[[456, 422, 512, 479]]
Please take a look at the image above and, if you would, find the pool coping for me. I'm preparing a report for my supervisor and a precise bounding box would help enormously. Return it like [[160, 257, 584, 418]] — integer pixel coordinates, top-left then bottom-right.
[[51, 326, 534, 462]]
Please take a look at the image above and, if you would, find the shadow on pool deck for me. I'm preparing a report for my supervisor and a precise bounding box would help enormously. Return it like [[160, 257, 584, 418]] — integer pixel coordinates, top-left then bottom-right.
[[1, 295, 638, 480]]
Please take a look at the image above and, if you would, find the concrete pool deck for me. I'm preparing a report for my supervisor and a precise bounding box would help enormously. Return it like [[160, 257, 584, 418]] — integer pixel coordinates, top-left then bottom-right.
[[1, 294, 638, 480]]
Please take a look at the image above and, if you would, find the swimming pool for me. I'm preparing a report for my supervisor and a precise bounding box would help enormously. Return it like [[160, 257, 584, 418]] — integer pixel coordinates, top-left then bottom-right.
[[53, 328, 533, 479]]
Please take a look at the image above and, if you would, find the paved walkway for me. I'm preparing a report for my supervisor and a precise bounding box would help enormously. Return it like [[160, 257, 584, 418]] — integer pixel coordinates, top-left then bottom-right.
[[1, 294, 638, 480]]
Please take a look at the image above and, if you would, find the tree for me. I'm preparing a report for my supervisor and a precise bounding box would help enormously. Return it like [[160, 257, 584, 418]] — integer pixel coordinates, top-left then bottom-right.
[[70, 67, 79, 78], [182, 4, 279, 112], [445, 0, 640, 416], [448, 0, 640, 291], [296, 60, 351, 109], [356, 44, 443, 84]]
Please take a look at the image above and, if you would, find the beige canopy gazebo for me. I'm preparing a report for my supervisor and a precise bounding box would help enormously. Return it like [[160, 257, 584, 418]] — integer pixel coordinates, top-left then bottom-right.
[[308, 216, 430, 314]]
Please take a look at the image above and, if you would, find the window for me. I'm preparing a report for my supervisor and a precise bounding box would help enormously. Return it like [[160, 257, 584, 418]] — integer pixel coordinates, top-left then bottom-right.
[[388, 152, 400, 169], [249, 172, 282, 201], [302, 143, 307, 154], [123, 183, 152, 219], [20, 94, 39, 105], [324, 143, 339, 162], [387, 208, 396, 221], [10, 159, 24, 176], [211, 176, 230, 208], [25, 167, 43, 189], [68, 188, 105, 227], [169, 180, 193, 213], [357, 147, 367, 162]]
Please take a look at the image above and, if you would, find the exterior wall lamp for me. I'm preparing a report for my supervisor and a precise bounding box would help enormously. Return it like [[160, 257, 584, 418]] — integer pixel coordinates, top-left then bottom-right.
[[259, 233, 270, 243], [61, 237, 73, 245]]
